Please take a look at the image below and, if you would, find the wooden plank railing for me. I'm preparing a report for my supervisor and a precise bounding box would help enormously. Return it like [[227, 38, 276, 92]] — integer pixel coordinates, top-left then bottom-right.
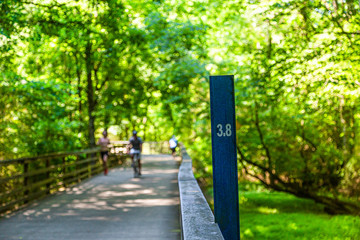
[[0, 141, 171, 215], [178, 146, 224, 240], [0, 144, 129, 215]]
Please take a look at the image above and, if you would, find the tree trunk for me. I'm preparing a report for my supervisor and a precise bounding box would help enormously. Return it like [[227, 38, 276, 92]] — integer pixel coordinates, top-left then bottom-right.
[[85, 40, 96, 148], [237, 146, 360, 215], [74, 53, 82, 114]]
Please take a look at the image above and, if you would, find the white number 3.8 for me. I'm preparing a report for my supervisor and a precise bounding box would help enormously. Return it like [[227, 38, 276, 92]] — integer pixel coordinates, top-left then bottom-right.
[[216, 124, 232, 137]]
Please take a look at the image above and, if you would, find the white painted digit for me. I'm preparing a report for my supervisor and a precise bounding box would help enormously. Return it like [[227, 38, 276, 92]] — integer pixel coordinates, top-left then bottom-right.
[[226, 124, 232, 136], [217, 124, 223, 137]]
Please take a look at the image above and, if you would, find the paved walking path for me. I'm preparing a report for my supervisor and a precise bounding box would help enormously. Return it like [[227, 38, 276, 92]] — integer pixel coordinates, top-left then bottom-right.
[[0, 154, 181, 240]]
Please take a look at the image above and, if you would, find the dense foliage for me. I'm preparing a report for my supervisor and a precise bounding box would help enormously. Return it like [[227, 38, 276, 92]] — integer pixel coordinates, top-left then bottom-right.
[[1, 0, 360, 214], [1, 0, 206, 158]]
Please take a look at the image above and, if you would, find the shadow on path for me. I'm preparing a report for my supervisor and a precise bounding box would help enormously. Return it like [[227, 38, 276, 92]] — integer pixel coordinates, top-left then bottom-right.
[[0, 154, 180, 240]]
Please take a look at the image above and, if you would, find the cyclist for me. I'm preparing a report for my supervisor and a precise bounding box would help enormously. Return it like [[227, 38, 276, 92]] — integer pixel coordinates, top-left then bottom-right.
[[169, 135, 178, 158], [129, 130, 143, 176], [97, 130, 110, 175]]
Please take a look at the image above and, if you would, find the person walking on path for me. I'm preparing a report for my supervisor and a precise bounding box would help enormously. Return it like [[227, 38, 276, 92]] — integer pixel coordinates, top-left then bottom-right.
[[129, 130, 143, 176], [97, 130, 110, 175], [169, 135, 178, 158]]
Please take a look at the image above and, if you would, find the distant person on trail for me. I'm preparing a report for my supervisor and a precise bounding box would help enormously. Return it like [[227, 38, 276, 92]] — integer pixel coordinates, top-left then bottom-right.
[[129, 130, 143, 175], [169, 135, 178, 157], [97, 130, 110, 176]]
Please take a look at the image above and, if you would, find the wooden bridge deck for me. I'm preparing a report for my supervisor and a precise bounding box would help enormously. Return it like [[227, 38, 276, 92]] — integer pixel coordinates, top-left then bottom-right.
[[0, 154, 181, 240]]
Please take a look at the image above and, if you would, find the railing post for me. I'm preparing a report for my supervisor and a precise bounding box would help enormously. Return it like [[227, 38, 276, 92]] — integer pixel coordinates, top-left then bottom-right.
[[88, 153, 92, 178], [23, 161, 29, 204], [76, 155, 80, 183], [109, 147, 113, 168], [62, 156, 67, 188], [46, 158, 50, 194]]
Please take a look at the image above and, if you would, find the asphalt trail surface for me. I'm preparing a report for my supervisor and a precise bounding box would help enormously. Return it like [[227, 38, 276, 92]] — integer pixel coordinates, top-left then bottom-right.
[[0, 154, 181, 240]]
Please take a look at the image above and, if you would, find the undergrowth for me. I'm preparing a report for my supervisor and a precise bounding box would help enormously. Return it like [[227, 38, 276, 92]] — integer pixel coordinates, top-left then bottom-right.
[[204, 182, 360, 240]]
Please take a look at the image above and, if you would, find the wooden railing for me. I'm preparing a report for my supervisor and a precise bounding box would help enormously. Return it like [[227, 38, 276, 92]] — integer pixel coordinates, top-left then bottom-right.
[[178, 146, 224, 240], [0, 143, 129, 215], [0, 141, 170, 215]]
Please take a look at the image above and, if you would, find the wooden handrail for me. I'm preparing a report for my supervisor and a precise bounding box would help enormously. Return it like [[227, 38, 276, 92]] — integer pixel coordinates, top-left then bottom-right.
[[0, 148, 101, 165], [0, 141, 169, 215], [178, 146, 224, 240], [0, 146, 128, 215]]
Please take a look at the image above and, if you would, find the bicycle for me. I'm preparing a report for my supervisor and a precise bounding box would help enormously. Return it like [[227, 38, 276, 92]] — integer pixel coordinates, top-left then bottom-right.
[[132, 151, 141, 178]]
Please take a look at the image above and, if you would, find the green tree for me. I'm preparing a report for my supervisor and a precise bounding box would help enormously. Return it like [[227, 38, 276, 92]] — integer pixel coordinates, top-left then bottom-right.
[[204, 0, 360, 214]]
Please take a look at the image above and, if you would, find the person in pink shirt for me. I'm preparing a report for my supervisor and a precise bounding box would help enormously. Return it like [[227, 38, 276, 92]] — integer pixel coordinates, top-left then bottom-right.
[[97, 130, 110, 175]]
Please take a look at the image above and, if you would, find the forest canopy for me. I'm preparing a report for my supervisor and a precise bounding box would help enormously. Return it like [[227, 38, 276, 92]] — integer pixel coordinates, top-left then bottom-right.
[[1, 0, 360, 214]]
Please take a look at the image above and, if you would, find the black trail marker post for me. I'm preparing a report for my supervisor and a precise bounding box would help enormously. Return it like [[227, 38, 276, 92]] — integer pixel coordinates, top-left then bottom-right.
[[210, 75, 240, 240]]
